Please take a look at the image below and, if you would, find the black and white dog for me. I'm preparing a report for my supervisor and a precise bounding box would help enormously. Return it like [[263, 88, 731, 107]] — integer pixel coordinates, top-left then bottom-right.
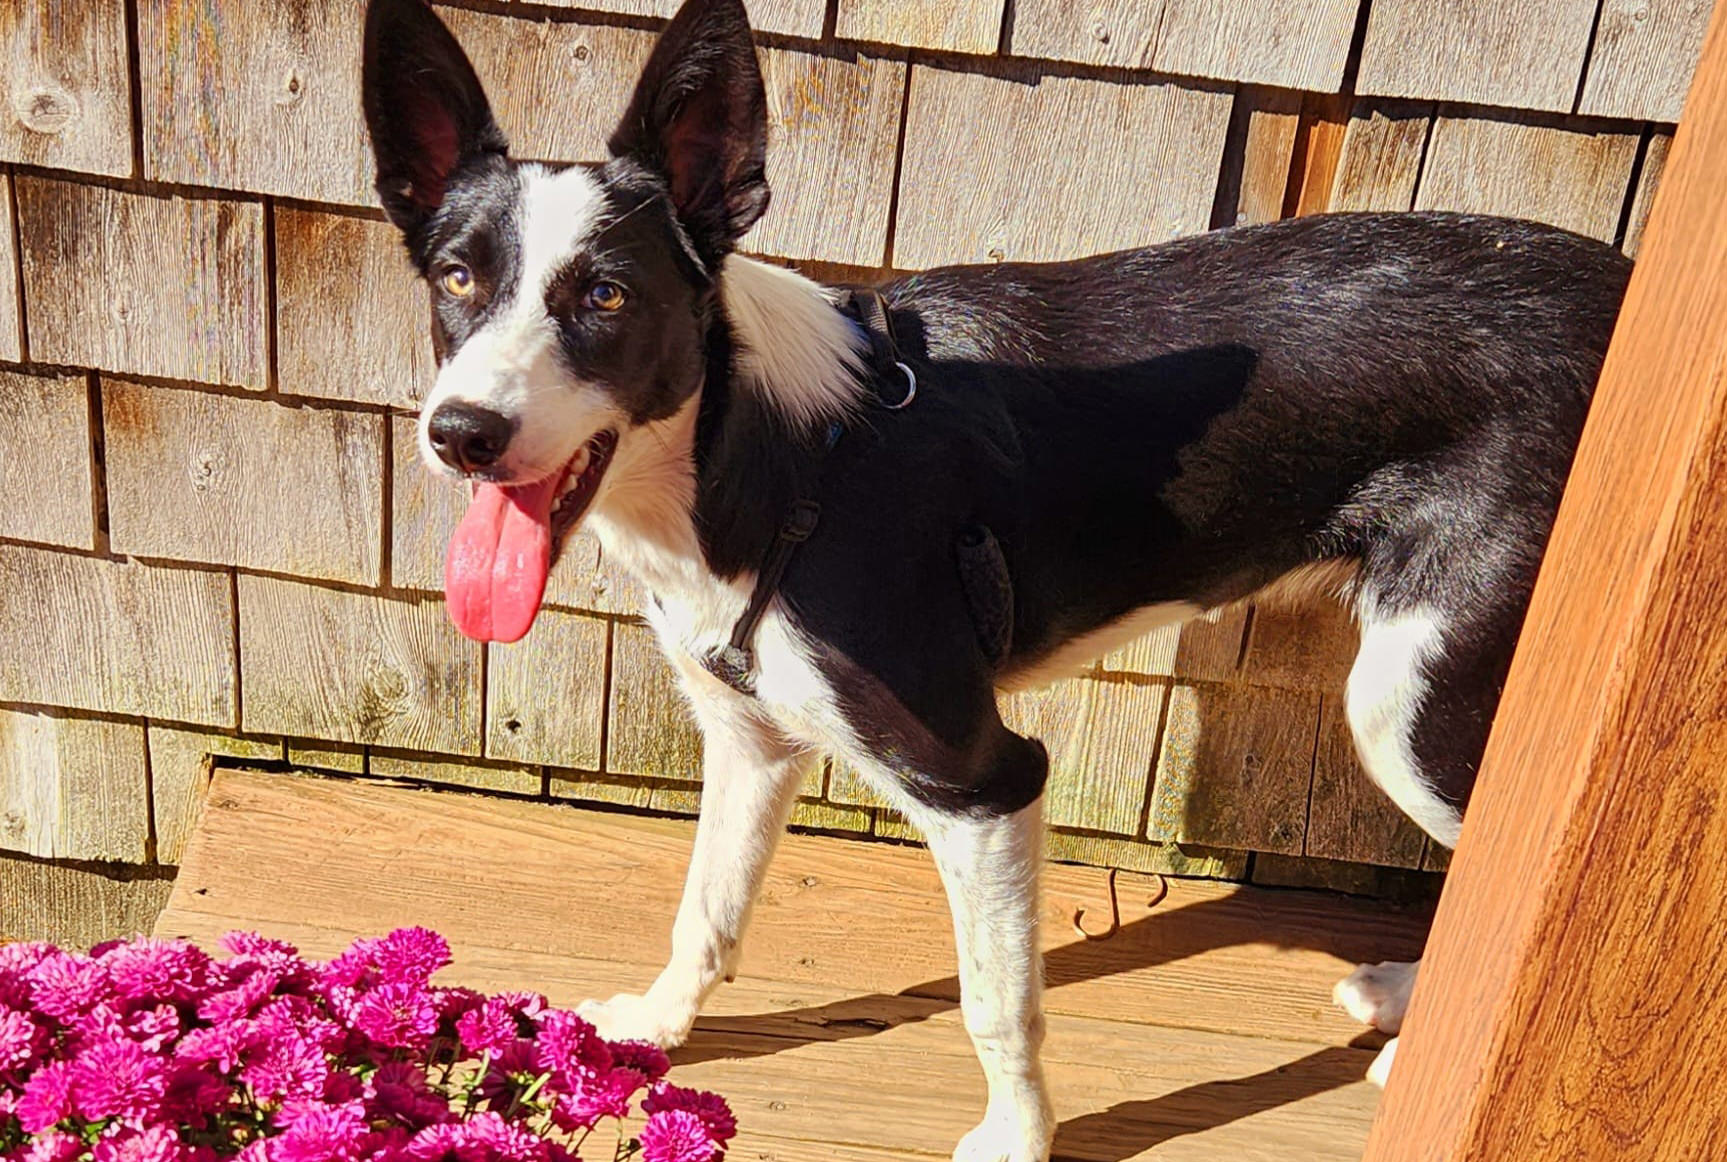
[[362, 0, 1630, 1156]]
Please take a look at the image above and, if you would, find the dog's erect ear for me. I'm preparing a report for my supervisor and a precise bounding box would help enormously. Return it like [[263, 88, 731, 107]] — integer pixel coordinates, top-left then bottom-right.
[[608, 0, 768, 267], [362, 0, 507, 237]]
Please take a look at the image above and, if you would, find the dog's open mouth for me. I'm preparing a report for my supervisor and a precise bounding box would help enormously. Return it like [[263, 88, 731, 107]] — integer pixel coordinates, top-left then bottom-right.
[[444, 429, 618, 644]]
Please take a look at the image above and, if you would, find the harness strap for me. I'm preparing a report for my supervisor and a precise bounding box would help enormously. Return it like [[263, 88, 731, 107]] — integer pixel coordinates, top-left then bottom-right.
[[700, 288, 913, 695]]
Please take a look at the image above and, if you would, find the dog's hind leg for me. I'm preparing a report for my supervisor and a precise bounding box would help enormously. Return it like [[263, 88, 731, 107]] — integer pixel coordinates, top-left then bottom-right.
[[923, 797, 1055, 1162], [1333, 564, 1524, 1084], [580, 665, 812, 1048]]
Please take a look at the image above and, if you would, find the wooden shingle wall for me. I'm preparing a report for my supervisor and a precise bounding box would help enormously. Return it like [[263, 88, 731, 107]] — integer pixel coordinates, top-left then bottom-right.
[[1, 0, 1706, 943]]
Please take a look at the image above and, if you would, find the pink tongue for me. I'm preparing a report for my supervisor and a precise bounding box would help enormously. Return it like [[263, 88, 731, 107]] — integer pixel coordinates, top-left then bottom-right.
[[444, 476, 561, 643]]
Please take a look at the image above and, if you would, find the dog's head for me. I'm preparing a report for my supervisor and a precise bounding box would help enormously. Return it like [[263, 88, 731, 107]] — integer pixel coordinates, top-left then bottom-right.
[[362, 0, 769, 642]]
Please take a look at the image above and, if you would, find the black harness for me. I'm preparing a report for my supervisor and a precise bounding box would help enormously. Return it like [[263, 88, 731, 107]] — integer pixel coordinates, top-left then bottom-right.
[[700, 288, 917, 694]]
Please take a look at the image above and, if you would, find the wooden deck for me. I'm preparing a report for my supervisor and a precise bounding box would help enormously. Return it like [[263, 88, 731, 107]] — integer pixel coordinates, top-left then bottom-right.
[[156, 769, 1431, 1161]]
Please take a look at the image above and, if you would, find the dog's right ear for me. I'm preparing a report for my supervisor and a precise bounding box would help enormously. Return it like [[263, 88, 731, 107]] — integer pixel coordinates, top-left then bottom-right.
[[362, 0, 507, 238]]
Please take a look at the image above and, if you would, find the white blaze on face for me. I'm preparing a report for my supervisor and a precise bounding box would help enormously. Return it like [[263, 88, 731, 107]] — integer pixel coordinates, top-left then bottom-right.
[[418, 162, 620, 482]]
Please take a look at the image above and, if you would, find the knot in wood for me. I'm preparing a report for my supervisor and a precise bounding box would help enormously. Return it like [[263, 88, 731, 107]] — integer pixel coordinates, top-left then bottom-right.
[[16, 86, 76, 134], [573, 43, 591, 62], [188, 451, 221, 492], [1090, 20, 1111, 43], [276, 70, 305, 107]]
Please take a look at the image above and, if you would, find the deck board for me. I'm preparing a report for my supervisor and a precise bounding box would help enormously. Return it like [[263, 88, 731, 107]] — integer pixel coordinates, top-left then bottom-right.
[[157, 770, 1431, 1160]]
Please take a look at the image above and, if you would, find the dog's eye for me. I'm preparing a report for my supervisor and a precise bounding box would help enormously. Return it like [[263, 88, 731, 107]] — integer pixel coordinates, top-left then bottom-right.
[[440, 265, 475, 298], [584, 281, 627, 311]]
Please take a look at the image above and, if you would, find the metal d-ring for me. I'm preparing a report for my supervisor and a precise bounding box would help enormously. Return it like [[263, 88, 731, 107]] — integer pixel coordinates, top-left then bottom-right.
[[884, 361, 918, 409]]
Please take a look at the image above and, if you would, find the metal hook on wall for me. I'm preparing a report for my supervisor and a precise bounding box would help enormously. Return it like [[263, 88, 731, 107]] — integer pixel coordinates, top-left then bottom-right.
[[1072, 866, 1169, 941]]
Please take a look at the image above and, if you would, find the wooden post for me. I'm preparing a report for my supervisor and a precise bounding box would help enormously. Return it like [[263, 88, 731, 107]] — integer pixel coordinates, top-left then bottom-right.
[[1361, 4, 1727, 1160]]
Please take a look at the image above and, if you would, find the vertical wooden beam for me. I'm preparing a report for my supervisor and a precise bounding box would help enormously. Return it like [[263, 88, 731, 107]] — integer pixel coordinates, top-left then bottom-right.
[[1363, 4, 1727, 1160]]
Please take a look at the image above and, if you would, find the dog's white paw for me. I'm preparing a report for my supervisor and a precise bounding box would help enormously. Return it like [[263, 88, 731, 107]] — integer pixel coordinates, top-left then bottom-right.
[[1366, 1036, 1398, 1088], [576, 991, 694, 1050], [1333, 959, 1418, 1034], [951, 1101, 1052, 1162]]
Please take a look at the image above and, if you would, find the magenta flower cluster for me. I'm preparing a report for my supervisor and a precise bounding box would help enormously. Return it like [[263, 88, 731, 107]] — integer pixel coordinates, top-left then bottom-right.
[[0, 930, 734, 1162]]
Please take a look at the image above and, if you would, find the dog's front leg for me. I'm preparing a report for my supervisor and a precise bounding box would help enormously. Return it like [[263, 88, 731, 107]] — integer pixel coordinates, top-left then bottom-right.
[[580, 703, 809, 1048], [925, 798, 1055, 1162]]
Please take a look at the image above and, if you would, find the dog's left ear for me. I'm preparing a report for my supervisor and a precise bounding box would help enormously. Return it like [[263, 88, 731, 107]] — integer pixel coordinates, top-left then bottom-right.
[[608, 0, 768, 268]]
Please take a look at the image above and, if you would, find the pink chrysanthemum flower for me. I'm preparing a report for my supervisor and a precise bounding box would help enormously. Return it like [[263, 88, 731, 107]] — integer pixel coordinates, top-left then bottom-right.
[[367, 1062, 451, 1130], [642, 1083, 737, 1143], [460, 1113, 547, 1162], [272, 1099, 369, 1162], [17, 1058, 75, 1133], [0, 1004, 44, 1077], [548, 1068, 642, 1133], [533, 1012, 611, 1090], [127, 1003, 183, 1053], [638, 1109, 720, 1162], [0, 941, 57, 974], [608, 1041, 671, 1083], [240, 1028, 329, 1103], [22, 1129, 83, 1162], [197, 968, 279, 1025], [69, 1037, 168, 1127], [453, 1000, 517, 1057], [92, 1125, 190, 1162], [350, 983, 439, 1052], [174, 1020, 255, 1073], [161, 1063, 233, 1126], [102, 939, 213, 1005], [369, 930, 450, 987], [27, 954, 111, 1021]]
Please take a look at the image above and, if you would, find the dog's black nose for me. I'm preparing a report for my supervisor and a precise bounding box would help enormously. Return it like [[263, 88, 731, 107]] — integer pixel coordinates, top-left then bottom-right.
[[427, 403, 515, 474]]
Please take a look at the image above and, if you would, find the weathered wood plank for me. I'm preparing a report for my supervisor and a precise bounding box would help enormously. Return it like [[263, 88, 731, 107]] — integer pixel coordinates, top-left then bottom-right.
[[1011, 0, 1358, 91], [1238, 600, 1358, 691], [1328, 100, 1433, 212], [287, 739, 365, 773], [548, 771, 655, 810], [894, 65, 1232, 267], [606, 621, 701, 779], [103, 381, 384, 585], [164, 770, 1431, 1056], [1100, 607, 1248, 682], [511, 0, 825, 40], [836, 0, 1004, 54], [0, 173, 20, 362], [2, 855, 173, 946], [1252, 853, 1443, 901], [0, 369, 94, 549], [1623, 129, 1674, 257], [0, 545, 235, 726], [440, 9, 653, 167], [0, 708, 147, 862], [146, 726, 283, 865], [369, 749, 540, 795], [1148, 684, 1318, 855], [1045, 831, 1248, 879], [748, 49, 906, 267], [1303, 698, 1428, 869], [15, 179, 267, 388], [389, 414, 645, 613], [486, 610, 607, 769], [999, 675, 1165, 835], [1355, 0, 1601, 113], [276, 208, 434, 407], [1213, 86, 1302, 228], [237, 576, 482, 753], [138, 0, 371, 204], [1414, 114, 1642, 242], [0, 0, 132, 176], [1287, 93, 1351, 218], [1580, 0, 1714, 122]]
